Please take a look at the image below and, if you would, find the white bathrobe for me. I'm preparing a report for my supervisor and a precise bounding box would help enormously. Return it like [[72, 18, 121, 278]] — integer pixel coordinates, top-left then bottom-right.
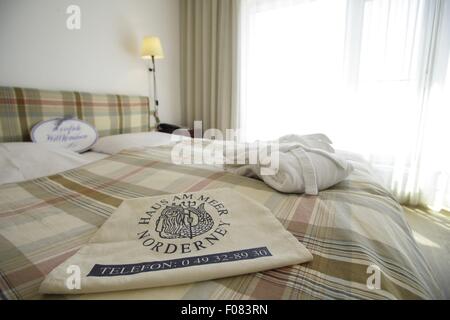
[[224, 134, 353, 195]]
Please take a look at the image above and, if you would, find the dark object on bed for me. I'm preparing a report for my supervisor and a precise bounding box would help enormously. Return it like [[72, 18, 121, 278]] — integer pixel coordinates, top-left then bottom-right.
[[158, 122, 195, 138]]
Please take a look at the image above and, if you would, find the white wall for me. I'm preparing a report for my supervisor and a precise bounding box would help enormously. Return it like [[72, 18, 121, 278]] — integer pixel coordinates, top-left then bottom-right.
[[0, 0, 181, 124]]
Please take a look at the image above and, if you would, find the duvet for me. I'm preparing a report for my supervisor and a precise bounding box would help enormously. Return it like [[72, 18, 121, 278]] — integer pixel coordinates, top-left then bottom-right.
[[0, 144, 442, 299]]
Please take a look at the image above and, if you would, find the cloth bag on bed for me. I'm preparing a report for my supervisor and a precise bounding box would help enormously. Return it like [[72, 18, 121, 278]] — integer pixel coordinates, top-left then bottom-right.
[[40, 188, 312, 295]]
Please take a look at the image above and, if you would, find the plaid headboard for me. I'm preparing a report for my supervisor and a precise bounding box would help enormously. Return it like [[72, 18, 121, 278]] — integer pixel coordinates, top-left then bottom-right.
[[0, 87, 158, 142]]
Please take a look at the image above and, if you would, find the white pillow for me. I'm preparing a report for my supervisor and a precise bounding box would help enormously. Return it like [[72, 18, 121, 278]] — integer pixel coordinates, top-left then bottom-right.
[[91, 132, 188, 155], [0, 143, 90, 185]]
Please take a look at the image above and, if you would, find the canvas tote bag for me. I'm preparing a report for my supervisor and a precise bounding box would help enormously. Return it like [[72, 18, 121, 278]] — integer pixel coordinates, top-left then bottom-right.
[[40, 188, 312, 295]]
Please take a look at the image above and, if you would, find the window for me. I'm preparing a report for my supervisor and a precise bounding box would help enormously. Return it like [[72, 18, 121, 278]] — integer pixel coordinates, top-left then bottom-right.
[[239, 0, 450, 210]]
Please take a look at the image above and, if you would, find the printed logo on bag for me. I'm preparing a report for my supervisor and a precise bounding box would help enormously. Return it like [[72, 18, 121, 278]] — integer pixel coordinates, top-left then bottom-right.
[[137, 193, 230, 255], [156, 202, 214, 239]]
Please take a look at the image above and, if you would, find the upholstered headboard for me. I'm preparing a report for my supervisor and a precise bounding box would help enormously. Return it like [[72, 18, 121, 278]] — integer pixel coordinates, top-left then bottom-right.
[[0, 87, 158, 142]]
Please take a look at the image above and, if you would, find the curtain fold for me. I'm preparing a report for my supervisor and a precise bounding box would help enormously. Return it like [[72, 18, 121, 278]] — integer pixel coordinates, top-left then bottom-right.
[[180, 0, 239, 131]]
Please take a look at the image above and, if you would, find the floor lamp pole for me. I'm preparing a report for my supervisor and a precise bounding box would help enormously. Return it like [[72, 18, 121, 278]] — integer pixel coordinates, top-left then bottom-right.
[[149, 55, 160, 124]]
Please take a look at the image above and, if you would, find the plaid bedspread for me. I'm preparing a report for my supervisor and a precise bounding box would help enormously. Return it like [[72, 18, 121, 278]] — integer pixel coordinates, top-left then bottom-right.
[[0, 145, 442, 299]]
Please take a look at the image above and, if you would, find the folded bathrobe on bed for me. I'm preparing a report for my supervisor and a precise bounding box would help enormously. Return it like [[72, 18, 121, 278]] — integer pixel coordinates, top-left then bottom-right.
[[224, 134, 353, 195]]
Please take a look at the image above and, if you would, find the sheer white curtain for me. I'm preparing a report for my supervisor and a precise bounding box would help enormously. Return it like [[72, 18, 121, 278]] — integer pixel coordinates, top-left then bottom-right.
[[238, 0, 450, 211]]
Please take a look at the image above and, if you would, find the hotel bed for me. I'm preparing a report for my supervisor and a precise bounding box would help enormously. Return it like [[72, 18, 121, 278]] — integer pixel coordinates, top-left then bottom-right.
[[0, 87, 443, 300]]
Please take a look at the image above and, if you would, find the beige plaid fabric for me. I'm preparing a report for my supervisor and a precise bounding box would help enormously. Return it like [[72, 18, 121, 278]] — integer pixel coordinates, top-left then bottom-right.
[[0, 87, 157, 142], [0, 145, 442, 300]]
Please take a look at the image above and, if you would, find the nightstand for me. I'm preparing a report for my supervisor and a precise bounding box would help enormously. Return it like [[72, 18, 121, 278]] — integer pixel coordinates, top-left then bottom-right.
[[157, 123, 195, 138]]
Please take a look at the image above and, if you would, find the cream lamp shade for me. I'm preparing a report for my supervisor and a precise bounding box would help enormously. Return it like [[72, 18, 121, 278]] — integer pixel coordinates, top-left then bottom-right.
[[141, 36, 164, 59]]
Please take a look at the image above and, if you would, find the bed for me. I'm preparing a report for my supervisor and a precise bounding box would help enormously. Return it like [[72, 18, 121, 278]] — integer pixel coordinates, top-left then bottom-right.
[[0, 87, 443, 300]]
